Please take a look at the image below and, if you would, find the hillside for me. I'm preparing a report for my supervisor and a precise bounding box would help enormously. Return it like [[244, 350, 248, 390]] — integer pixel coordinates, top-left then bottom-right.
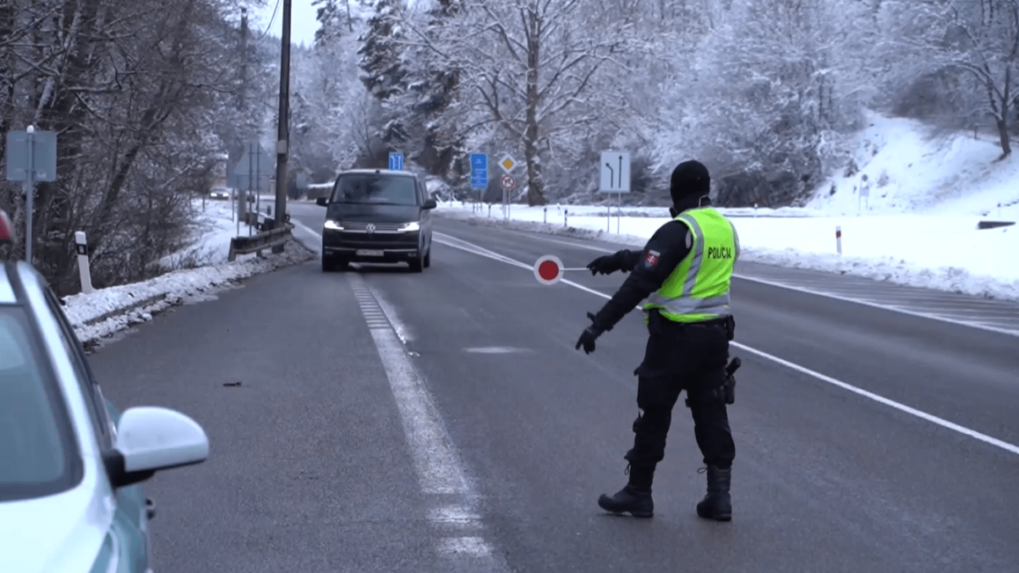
[[805, 111, 1019, 219]]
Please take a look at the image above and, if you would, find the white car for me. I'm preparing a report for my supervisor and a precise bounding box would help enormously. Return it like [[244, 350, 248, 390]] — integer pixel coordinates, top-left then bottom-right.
[[0, 210, 210, 572], [209, 187, 231, 200]]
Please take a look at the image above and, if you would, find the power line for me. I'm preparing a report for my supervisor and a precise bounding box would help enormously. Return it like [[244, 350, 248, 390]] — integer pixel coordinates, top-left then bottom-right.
[[257, 0, 282, 41]]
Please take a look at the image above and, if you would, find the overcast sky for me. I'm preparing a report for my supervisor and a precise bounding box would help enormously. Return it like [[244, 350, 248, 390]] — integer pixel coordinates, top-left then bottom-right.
[[251, 0, 320, 48]]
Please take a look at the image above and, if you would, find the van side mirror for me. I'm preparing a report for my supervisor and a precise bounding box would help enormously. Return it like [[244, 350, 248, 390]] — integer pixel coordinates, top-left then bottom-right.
[[423, 199, 437, 210], [316, 197, 328, 207]]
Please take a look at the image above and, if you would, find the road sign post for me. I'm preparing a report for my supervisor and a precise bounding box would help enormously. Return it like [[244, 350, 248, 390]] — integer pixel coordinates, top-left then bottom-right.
[[230, 142, 273, 235], [5, 126, 57, 263], [599, 151, 630, 234], [500, 174, 515, 220], [498, 155, 517, 218], [389, 152, 404, 171]]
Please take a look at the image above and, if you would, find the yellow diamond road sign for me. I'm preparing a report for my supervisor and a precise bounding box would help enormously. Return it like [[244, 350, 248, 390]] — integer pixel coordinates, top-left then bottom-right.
[[499, 155, 517, 173]]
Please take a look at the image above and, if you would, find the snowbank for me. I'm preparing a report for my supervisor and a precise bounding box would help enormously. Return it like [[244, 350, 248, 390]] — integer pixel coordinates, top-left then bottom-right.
[[437, 205, 1019, 301], [66, 237, 315, 348]]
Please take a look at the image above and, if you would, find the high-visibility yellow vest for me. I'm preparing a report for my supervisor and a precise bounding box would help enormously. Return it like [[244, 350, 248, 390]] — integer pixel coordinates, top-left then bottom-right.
[[642, 207, 739, 323]]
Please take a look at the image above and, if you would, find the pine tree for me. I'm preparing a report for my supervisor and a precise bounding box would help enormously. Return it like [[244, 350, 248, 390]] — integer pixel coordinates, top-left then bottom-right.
[[357, 0, 406, 102]]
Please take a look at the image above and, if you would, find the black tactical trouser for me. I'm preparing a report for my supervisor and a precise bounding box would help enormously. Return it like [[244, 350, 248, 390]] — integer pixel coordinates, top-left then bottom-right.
[[624, 312, 736, 470]]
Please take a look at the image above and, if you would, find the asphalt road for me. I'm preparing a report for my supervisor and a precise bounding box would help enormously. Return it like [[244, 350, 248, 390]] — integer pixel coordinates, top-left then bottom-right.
[[85, 203, 1019, 573]]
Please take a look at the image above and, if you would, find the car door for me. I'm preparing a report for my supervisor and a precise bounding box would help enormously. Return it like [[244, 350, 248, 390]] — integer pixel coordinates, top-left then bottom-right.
[[40, 288, 151, 572]]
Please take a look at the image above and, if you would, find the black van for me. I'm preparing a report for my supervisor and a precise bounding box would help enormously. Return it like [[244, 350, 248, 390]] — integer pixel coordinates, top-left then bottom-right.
[[316, 169, 437, 273]]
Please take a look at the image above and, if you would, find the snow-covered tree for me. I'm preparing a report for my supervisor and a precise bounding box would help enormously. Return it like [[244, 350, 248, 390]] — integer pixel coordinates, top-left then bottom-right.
[[413, 0, 641, 205], [681, 0, 872, 206], [0, 0, 270, 291], [878, 0, 1019, 158]]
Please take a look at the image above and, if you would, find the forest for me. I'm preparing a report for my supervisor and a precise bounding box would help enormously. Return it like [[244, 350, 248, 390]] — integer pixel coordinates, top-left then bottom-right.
[[1, 0, 1016, 292]]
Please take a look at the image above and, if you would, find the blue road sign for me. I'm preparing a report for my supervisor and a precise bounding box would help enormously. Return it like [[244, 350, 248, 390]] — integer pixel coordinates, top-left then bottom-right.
[[470, 153, 488, 190], [389, 152, 404, 171]]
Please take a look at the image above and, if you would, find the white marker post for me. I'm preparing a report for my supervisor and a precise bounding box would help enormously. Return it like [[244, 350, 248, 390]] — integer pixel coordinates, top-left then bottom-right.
[[835, 225, 842, 255], [75, 231, 94, 294]]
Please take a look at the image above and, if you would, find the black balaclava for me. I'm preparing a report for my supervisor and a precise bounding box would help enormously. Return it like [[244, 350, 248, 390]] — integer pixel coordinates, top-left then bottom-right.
[[669, 160, 711, 217]]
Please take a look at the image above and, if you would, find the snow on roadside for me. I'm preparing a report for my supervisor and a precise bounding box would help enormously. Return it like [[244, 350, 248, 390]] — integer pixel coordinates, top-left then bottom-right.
[[436, 206, 1019, 302], [158, 200, 243, 268], [65, 238, 315, 347]]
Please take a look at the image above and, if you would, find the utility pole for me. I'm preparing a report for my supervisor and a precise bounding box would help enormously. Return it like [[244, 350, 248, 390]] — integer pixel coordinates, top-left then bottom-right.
[[240, 7, 248, 114], [273, 0, 292, 248]]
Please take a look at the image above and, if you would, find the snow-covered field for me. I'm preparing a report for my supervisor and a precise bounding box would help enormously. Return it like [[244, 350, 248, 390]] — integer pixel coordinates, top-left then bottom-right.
[[64, 199, 315, 347], [437, 113, 1019, 301]]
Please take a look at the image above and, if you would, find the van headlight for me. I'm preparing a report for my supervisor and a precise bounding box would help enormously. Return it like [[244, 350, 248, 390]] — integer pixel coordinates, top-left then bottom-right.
[[398, 222, 420, 232], [324, 219, 344, 231]]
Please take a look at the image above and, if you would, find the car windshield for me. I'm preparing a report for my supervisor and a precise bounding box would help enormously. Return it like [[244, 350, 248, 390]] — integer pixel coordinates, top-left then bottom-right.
[[331, 174, 418, 206], [0, 307, 79, 501]]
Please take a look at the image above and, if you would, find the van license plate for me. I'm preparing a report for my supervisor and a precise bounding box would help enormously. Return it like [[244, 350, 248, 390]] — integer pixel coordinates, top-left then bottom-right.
[[356, 249, 384, 257]]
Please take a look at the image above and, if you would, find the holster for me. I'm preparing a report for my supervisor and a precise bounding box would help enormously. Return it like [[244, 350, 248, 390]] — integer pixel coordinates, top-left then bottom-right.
[[685, 356, 740, 408]]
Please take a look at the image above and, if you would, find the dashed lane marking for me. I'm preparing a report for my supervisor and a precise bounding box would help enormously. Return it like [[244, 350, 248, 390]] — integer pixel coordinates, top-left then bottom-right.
[[347, 274, 508, 568]]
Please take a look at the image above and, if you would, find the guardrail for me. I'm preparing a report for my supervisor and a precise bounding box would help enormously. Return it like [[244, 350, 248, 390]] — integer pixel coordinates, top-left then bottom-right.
[[228, 220, 294, 262], [977, 220, 1015, 230]]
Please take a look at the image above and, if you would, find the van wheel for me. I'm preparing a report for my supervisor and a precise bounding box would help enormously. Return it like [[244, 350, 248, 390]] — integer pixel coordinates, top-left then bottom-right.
[[423, 249, 431, 268], [409, 253, 424, 273]]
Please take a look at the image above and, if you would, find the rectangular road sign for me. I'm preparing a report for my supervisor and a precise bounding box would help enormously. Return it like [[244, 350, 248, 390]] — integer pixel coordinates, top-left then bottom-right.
[[230, 142, 274, 190], [5, 130, 58, 182], [470, 153, 488, 189], [389, 152, 404, 171], [599, 150, 630, 193]]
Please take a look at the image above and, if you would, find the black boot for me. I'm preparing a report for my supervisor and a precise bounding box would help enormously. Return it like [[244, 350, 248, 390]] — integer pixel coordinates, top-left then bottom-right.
[[598, 463, 655, 518], [695, 465, 732, 521]]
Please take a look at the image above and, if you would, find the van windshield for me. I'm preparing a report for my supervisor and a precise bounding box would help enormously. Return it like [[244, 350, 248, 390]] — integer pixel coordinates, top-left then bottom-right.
[[330, 174, 418, 206]]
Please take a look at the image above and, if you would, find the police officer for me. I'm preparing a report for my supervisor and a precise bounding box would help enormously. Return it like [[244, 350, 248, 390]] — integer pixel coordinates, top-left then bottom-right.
[[575, 159, 739, 520]]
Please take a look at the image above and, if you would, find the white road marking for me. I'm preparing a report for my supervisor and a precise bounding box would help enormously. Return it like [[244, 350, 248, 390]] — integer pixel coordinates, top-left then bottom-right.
[[464, 346, 532, 354], [433, 234, 1019, 457], [368, 284, 414, 344], [347, 274, 502, 567], [291, 219, 324, 250], [428, 505, 482, 525], [734, 274, 1019, 337], [453, 225, 1019, 336], [437, 537, 492, 557]]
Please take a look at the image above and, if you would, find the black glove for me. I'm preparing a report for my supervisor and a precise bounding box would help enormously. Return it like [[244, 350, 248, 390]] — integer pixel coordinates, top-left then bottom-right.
[[586, 252, 627, 276], [576, 312, 605, 354]]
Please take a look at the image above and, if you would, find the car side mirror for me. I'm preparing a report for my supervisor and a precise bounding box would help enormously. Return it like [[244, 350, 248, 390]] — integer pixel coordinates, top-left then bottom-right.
[[316, 197, 328, 207], [104, 406, 209, 489], [423, 198, 437, 210]]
